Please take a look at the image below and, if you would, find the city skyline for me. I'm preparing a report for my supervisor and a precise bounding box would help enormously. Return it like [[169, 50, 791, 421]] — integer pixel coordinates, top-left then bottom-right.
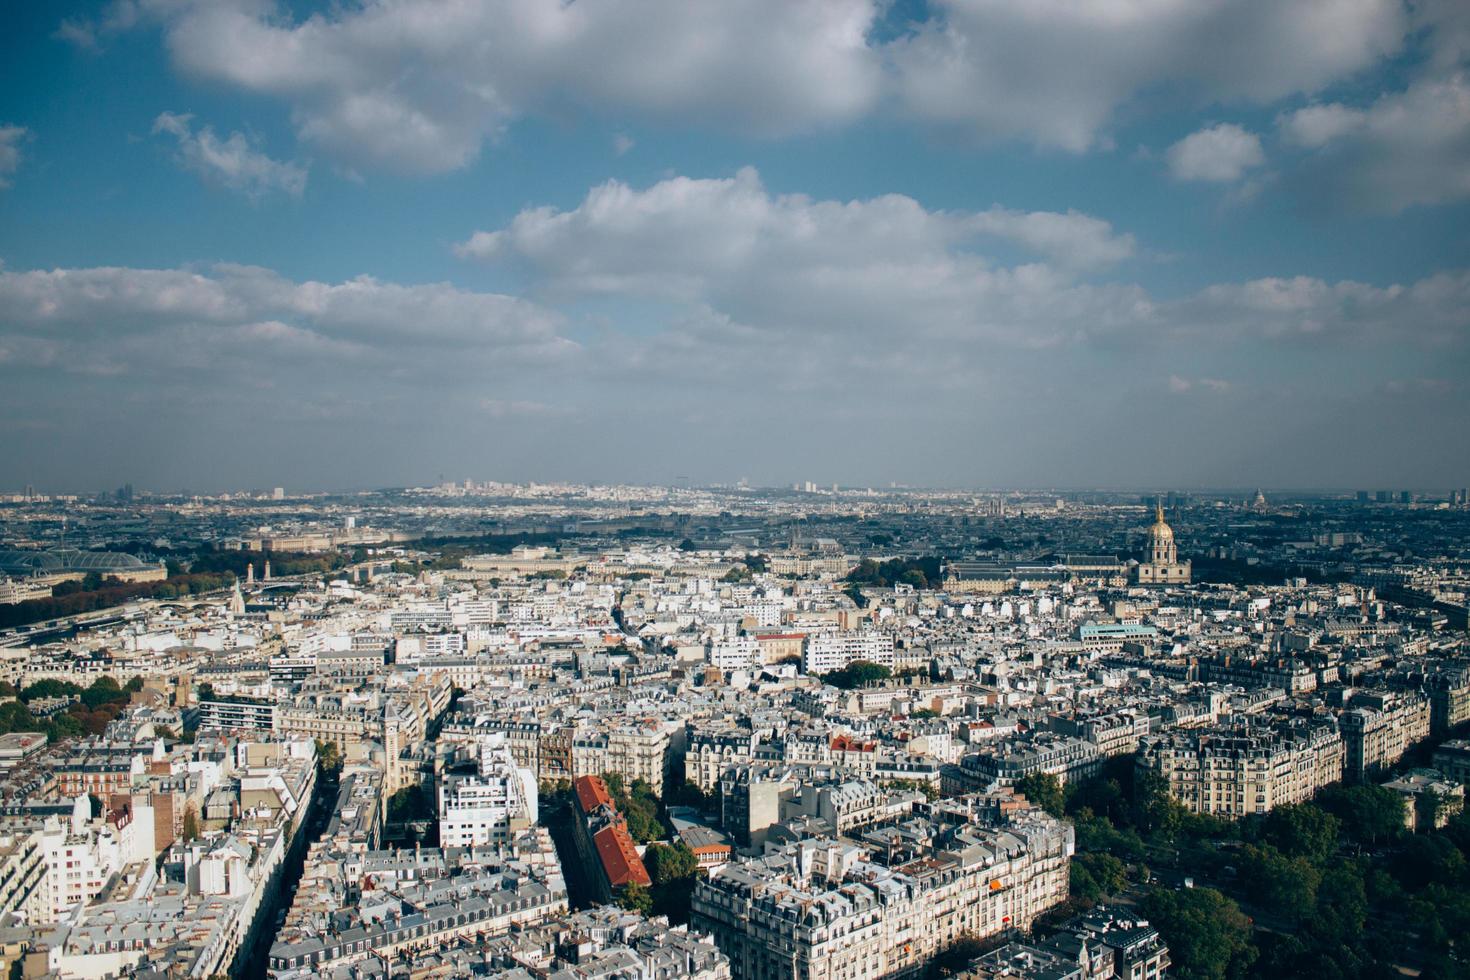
[[2, 0, 1468, 490]]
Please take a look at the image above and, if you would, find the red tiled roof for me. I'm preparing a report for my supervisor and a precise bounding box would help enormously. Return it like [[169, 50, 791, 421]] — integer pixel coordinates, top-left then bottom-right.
[[593, 825, 651, 888], [830, 735, 875, 752], [574, 775, 613, 814]]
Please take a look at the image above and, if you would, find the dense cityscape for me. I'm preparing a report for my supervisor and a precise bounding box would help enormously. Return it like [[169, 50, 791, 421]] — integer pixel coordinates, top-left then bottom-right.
[[0, 483, 1463, 978], [6, 0, 1470, 977]]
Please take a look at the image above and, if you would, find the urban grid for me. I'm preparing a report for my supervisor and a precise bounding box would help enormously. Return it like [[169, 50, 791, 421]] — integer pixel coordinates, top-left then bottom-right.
[[0, 484, 1465, 980], [4, 0, 1470, 978]]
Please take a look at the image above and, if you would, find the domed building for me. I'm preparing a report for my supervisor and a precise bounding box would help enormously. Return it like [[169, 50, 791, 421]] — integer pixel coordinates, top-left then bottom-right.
[[0, 548, 166, 584], [1134, 503, 1191, 585]]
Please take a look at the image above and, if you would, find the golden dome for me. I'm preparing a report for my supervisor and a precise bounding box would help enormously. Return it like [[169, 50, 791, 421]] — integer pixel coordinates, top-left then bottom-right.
[[1149, 503, 1174, 543]]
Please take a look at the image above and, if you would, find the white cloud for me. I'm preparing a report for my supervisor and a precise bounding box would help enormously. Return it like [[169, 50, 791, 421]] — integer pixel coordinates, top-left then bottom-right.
[[459, 168, 1470, 366], [479, 398, 573, 418], [141, 0, 882, 173], [1166, 124, 1266, 182], [1168, 375, 1231, 393], [0, 264, 574, 377], [0, 126, 28, 189], [152, 112, 308, 199], [612, 133, 635, 156], [969, 207, 1137, 270], [1280, 103, 1367, 148], [1278, 74, 1470, 211], [80, 0, 1413, 171], [458, 167, 1137, 312], [886, 0, 1405, 152], [1, 253, 1466, 489]]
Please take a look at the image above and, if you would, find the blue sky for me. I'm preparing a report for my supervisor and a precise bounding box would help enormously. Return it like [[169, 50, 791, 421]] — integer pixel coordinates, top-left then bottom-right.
[[0, 0, 1467, 492]]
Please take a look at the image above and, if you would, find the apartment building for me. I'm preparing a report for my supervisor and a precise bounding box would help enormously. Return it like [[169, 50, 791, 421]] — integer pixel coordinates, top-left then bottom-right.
[[803, 631, 896, 675], [1338, 690, 1431, 781], [437, 740, 537, 848], [1137, 718, 1345, 818], [692, 805, 1073, 980]]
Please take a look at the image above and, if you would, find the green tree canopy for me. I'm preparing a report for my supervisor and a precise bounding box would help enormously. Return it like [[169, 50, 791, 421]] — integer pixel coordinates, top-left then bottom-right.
[[616, 882, 653, 915], [820, 660, 891, 689], [643, 841, 700, 886], [1257, 803, 1341, 863], [1316, 784, 1406, 847], [1141, 886, 1256, 980], [1014, 772, 1065, 818]]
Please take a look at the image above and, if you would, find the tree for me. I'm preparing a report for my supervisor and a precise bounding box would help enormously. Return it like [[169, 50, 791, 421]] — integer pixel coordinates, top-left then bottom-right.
[[1014, 772, 1065, 818], [181, 803, 200, 842], [899, 569, 928, 589], [1258, 803, 1340, 863], [1393, 834, 1468, 891], [124, 676, 145, 693], [644, 841, 700, 886], [1132, 768, 1183, 839], [1238, 844, 1320, 926], [81, 676, 126, 709], [315, 739, 342, 777], [87, 794, 104, 819], [1317, 784, 1406, 847], [821, 660, 891, 689], [616, 882, 653, 915], [601, 773, 666, 843], [1141, 886, 1256, 980], [672, 781, 708, 810], [387, 784, 434, 822], [1072, 852, 1129, 903], [20, 679, 83, 702]]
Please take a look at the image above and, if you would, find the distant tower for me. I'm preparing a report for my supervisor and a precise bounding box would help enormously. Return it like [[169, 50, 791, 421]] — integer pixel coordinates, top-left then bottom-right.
[[263, 560, 272, 582], [229, 579, 246, 616], [245, 563, 255, 586], [1251, 488, 1268, 511]]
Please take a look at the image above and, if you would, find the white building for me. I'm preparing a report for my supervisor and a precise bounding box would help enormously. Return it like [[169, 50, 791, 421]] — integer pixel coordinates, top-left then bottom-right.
[[438, 737, 538, 847], [803, 631, 896, 675]]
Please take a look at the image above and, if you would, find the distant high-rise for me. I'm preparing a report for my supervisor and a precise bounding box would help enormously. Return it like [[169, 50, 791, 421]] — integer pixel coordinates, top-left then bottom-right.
[[1400, 491, 1413, 504], [1357, 491, 1370, 504], [272, 487, 285, 500]]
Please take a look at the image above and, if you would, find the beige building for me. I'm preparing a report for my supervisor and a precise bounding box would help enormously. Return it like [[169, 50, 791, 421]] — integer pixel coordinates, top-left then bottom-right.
[[1133, 505, 1190, 585], [1137, 719, 1344, 818], [1339, 690, 1431, 781], [693, 805, 1073, 980]]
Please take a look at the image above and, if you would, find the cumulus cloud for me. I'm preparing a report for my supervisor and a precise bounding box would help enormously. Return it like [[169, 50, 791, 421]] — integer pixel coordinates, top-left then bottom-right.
[[71, 0, 1413, 171], [152, 112, 308, 199], [0, 126, 28, 189], [1278, 75, 1470, 211], [885, 0, 1405, 151], [127, 0, 882, 173], [458, 167, 1470, 360], [459, 166, 1136, 295], [0, 264, 573, 378], [1166, 123, 1266, 182]]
